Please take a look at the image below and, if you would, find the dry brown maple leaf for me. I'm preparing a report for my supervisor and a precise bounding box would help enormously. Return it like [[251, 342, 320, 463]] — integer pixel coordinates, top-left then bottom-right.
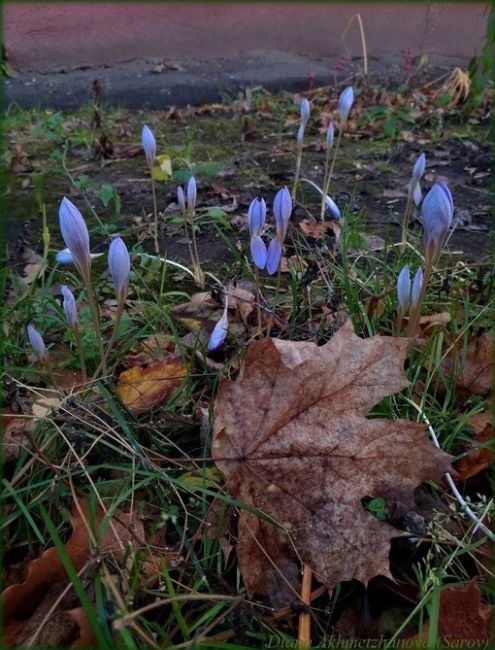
[[213, 320, 452, 601], [438, 580, 492, 644], [2, 498, 158, 646]]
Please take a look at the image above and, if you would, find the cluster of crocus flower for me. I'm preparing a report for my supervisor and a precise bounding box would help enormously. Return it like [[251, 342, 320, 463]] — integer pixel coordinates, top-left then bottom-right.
[[404, 180, 454, 335], [29, 197, 132, 380], [396, 265, 423, 315], [248, 187, 292, 275], [177, 176, 204, 286]]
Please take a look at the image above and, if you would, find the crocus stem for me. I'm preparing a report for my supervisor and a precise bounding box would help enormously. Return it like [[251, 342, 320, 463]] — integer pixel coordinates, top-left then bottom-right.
[[320, 128, 343, 219], [73, 324, 88, 383], [255, 268, 263, 336], [266, 267, 282, 338], [103, 298, 125, 369], [150, 174, 159, 254], [395, 306, 407, 336], [298, 564, 312, 649], [400, 195, 413, 250], [182, 215, 195, 278], [82, 272, 108, 377], [292, 140, 304, 200], [319, 145, 332, 221], [189, 213, 204, 287], [42, 357, 59, 389], [407, 255, 434, 337]]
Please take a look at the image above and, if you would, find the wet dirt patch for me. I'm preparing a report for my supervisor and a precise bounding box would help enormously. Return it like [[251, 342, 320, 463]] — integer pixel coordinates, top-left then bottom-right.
[[3, 87, 492, 266]]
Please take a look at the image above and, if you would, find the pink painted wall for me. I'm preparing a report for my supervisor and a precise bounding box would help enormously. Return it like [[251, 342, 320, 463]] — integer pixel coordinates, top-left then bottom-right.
[[4, 2, 489, 72]]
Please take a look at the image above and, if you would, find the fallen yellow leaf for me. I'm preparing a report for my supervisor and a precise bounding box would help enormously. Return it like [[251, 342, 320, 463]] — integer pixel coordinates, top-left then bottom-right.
[[116, 357, 187, 414]]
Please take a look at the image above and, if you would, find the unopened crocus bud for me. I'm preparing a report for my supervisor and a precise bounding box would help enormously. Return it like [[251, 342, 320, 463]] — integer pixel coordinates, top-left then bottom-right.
[[325, 195, 341, 220], [27, 323, 47, 361], [56, 248, 75, 265], [248, 198, 266, 237], [273, 186, 292, 242], [59, 198, 91, 278], [61, 285, 78, 328], [297, 124, 305, 144], [326, 121, 335, 147], [397, 265, 410, 312], [338, 86, 354, 125], [177, 186, 186, 215], [208, 306, 229, 351], [55, 248, 103, 265], [300, 98, 310, 127], [108, 237, 130, 303], [421, 182, 454, 260], [412, 182, 422, 207], [266, 238, 282, 275], [141, 124, 156, 168], [411, 267, 423, 308], [187, 176, 197, 212], [411, 153, 426, 185], [250, 235, 268, 270]]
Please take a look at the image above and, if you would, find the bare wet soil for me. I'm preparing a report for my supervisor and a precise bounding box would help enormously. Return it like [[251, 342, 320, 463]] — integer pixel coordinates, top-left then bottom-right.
[[3, 85, 492, 268]]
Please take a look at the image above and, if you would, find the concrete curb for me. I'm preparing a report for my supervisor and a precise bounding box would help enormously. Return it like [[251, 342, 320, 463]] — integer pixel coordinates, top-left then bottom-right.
[[4, 51, 473, 111]]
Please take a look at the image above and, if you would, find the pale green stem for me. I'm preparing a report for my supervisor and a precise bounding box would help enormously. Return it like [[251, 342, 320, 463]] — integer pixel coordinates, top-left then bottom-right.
[[41, 356, 59, 389], [400, 194, 413, 250], [189, 209, 204, 288], [182, 214, 196, 278], [266, 266, 282, 338], [320, 128, 343, 220], [150, 174, 159, 254], [73, 323, 88, 383], [255, 267, 263, 336], [81, 268, 108, 377], [103, 298, 125, 369], [395, 306, 407, 336], [292, 140, 304, 200], [319, 144, 332, 221]]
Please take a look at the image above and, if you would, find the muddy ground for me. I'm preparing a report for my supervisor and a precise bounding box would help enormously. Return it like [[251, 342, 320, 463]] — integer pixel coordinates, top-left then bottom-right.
[[3, 83, 492, 270]]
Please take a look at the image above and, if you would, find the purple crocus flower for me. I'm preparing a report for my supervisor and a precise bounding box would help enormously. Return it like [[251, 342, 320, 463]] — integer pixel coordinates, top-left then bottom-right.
[[297, 124, 305, 144], [412, 153, 426, 185], [421, 181, 454, 259], [248, 198, 266, 237], [266, 238, 282, 275], [108, 237, 130, 303], [326, 121, 335, 147], [177, 186, 186, 215], [338, 86, 354, 125], [250, 235, 268, 270], [61, 285, 78, 328], [300, 98, 310, 127], [411, 268, 423, 308], [56, 248, 75, 265], [409, 153, 426, 205], [208, 306, 229, 351], [412, 182, 422, 207], [187, 176, 197, 212], [141, 124, 156, 168], [273, 187, 292, 242], [397, 265, 410, 312], [59, 198, 91, 278], [27, 323, 47, 361], [325, 195, 341, 220]]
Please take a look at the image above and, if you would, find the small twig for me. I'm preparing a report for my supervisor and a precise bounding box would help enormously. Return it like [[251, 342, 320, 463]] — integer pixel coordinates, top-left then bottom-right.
[[298, 564, 313, 648]]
